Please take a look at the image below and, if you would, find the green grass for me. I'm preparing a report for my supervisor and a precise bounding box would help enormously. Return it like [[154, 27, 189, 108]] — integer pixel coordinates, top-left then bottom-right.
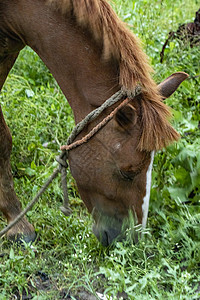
[[0, 0, 200, 299]]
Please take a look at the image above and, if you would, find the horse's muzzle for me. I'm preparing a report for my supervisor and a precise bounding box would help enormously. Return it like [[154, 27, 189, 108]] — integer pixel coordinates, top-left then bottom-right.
[[92, 220, 123, 246]]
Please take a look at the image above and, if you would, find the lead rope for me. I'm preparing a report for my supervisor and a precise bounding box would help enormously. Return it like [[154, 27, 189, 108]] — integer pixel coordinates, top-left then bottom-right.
[[55, 151, 72, 216], [0, 87, 141, 238]]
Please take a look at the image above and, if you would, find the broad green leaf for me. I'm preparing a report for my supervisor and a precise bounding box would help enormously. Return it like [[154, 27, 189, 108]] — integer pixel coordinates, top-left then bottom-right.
[[168, 187, 188, 203], [25, 89, 35, 98], [31, 161, 37, 170], [9, 248, 14, 260], [25, 167, 36, 176], [174, 167, 190, 185]]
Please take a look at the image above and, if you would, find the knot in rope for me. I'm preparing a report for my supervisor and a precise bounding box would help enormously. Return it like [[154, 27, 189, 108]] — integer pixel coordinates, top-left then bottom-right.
[[122, 85, 141, 99], [56, 151, 72, 216]]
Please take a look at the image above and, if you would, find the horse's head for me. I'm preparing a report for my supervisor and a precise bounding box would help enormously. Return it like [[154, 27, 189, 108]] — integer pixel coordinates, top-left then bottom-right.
[[69, 72, 188, 246]]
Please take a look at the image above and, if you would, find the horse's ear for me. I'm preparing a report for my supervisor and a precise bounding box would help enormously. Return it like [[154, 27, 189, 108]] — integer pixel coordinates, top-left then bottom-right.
[[158, 72, 189, 99], [114, 104, 136, 128]]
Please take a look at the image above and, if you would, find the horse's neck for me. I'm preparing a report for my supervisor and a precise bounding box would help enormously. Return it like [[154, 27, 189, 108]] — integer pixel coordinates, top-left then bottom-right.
[[5, 0, 119, 123]]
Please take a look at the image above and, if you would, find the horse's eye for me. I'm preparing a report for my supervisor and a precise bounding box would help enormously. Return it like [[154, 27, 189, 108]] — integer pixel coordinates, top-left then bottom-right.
[[119, 170, 136, 181]]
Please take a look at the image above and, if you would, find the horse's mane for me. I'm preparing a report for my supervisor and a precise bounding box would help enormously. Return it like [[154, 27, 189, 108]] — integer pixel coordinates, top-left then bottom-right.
[[46, 0, 179, 151]]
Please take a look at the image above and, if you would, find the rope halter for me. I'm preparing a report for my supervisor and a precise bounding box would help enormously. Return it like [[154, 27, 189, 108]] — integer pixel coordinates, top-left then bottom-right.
[[58, 85, 141, 215], [0, 86, 141, 238]]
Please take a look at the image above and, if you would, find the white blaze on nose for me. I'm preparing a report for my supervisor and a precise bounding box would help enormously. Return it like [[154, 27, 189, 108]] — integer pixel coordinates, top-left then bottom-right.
[[142, 151, 155, 228]]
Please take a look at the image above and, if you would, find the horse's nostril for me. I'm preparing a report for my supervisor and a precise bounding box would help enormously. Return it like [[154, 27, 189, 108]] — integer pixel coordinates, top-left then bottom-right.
[[102, 230, 109, 247], [93, 222, 121, 246], [93, 224, 109, 246]]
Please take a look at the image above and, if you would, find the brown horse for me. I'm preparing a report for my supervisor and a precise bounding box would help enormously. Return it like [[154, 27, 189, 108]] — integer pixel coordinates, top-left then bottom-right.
[[0, 0, 188, 246]]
